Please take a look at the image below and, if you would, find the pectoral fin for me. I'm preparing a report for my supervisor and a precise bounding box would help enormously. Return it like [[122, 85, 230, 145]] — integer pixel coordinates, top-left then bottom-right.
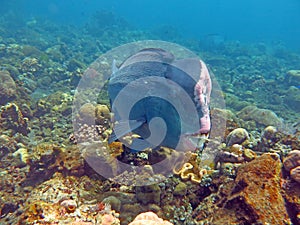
[[111, 59, 119, 74]]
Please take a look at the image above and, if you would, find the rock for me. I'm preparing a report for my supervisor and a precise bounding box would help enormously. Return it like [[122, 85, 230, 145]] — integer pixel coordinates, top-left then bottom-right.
[[60, 199, 77, 213], [173, 182, 187, 197], [12, 147, 29, 166], [243, 148, 257, 161], [224, 93, 250, 111], [95, 104, 111, 127], [284, 86, 300, 112], [0, 134, 17, 156], [78, 103, 96, 125], [0, 103, 30, 135], [290, 166, 300, 183], [0, 202, 19, 218], [237, 105, 283, 127], [261, 126, 278, 140], [136, 184, 161, 205], [101, 214, 120, 225], [21, 45, 44, 58], [210, 108, 238, 139], [224, 153, 290, 224], [283, 150, 300, 172], [0, 70, 16, 105], [226, 128, 250, 146], [67, 58, 85, 72], [194, 153, 291, 224], [102, 196, 121, 212], [260, 126, 281, 148], [286, 70, 300, 86], [230, 144, 243, 154], [283, 150, 300, 183], [128, 211, 173, 225]]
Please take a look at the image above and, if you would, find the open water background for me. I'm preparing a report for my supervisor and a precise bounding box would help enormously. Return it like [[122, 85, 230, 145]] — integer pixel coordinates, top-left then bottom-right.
[[2, 0, 300, 50]]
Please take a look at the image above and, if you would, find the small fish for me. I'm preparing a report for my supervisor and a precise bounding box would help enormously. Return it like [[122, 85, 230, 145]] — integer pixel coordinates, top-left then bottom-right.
[[108, 48, 212, 152]]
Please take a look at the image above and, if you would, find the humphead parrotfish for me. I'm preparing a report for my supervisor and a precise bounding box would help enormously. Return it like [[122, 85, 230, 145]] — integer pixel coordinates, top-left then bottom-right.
[[108, 48, 212, 152]]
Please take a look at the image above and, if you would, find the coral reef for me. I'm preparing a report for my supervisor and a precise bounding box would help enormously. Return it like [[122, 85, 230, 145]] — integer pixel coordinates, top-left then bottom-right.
[[0, 11, 299, 225]]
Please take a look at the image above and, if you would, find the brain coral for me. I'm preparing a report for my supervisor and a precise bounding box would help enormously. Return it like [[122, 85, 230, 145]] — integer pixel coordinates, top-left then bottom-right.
[[0, 70, 16, 105]]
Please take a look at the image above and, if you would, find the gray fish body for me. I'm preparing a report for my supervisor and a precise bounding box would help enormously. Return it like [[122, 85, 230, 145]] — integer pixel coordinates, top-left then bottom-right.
[[108, 48, 205, 151]]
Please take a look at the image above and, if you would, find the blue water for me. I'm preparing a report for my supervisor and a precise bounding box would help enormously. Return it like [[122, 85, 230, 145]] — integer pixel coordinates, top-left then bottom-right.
[[4, 0, 300, 50]]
